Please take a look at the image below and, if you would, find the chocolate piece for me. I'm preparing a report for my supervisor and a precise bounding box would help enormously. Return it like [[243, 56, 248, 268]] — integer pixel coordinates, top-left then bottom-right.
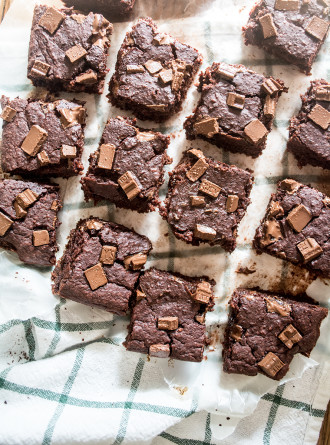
[[0, 211, 13, 236], [230, 325, 243, 342], [287, 204, 312, 232], [16, 189, 38, 209], [97, 144, 116, 170], [13, 201, 27, 219], [259, 13, 277, 39], [280, 179, 300, 194], [305, 16, 329, 41], [76, 71, 98, 85], [63, 0, 136, 18], [149, 344, 170, 358], [308, 104, 330, 130], [244, 119, 268, 145], [124, 252, 147, 270], [1, 106, 16, 122], [158, 317, 179, 331], [190, 196, 205, 207], [84, 263, 108, 291], [315, 85, 330, 101], [261, 78, 282, 96], [33, 230, 50, 247], [264, 95, 277, 118], [193, 117, 220, 138], [144, 60, 163, 75], [159, 69, 173, 86], [227, 92, 245, 110], [30, 61, 51, 78], [258, 352, 285, 377], [216, 63, 238, 80], [260, 220, 282, 246], [65, 45, 87, 63], [194, 281, 213, 304], [278, 324, 302, 348], [126, 64, 144, 74], [61, 145, 77, 159], [100, 245, 117, 265], [136, 289, 146, 301], [297, 238, 323, 262], [38, 7, 65, 34], [194, 224, 217, 241], [118, 171, 141, 200], [199, 179, 221, 198], [266, 296, 291, 316], [21, 125, 48, 157], [59, 106, 85, 128], [226, 195, 239, 213], [37, 150, 50, 166], [275, 0, 299, 10], [195, 314, 205, 324], [86, 219, 103, 231], [186, 158, 208, 182]]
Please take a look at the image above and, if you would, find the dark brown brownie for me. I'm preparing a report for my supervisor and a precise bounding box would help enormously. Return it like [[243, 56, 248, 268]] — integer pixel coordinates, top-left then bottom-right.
[[243, 0, 329, 75], [52, 217, 152, 315], [0, 96, 86, 178], [160, 149, 254, 252], [125, 268, 215, 362], [184, 62, 286, 158], [81, 117, 171, 213], [254, 179, 330, 278], [0, 178, 62, 267], [287, 79, 330, 170], [223, 288, 328, 380], [63, 0, 136, 18], [109, 17, 202, 122], [27, 6, 112, 94]]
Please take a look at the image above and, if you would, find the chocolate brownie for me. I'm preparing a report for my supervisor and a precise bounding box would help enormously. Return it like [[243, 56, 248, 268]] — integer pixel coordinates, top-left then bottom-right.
[[52, 217, 152, 315], [81, 117, 171, 213], [27, 6, 112, 94], [160, 149, 254, 252], [63, 0, 136, 18], [0, 178, 62, 267], [184, 62, 286, 158], [125, 268, 215, 362], [0, 96, 86, 178], [287, 79, 330, 170], [254, 179, 330, 278], [243, 0, 329, 75], [223, 288, 328, 380], [109, 17, 202, 122]]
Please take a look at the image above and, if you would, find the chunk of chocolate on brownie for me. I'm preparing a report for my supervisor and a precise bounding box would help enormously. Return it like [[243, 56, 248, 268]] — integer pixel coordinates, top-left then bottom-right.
[[52, 217, 152, 315], [27, 6, 112, 94], [223, 288, 328, 380], [63, 0, 136, 18], [184, 62, 286, 158], [125, 268, 215, 362], [287, 79, 330, 170], [1, 96, 85, 178], [81, 117, 171, 212], [160, 150, 253, 252], [0, 178, 62, 267], [109, 17, 202, 122], [254, 179, 330, 278], [243, 0, 329, 75]]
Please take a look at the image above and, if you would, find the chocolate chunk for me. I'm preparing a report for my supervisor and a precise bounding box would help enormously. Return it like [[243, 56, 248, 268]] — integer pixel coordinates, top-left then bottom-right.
[[315, 86, 330, 102], [258, 352, 285, 377], [244, 119, 268, 145], [186, 158, 208, 182], [227, 92, 245, 110], [33, 230, 50, 247], [287, 204, 312, 232], [124, 252, 147, 270], [153, 33, 172, 45], [99, 245, 117, 265], [268, 201, 284, 217], [37, 150, 50, 166], [118, 171, 141, 200], [144, 60, 162, 75], [0, 212, 13, 236], [265, 296, 291, 316], [61, 145, 77, 159], [146, 104, 167, 112], [126, 64, 145, 74], [199, 179, 221, 198], [16, 189, 38, 209], [297, 238, 323, 262], [38, 7, 65, 34], [65, 45, 87, 63], [1, 105, 16, 122], [226, 195, 239, 213], [261, 78, 282, 96], [190, 195, 205, 207], [278, 324, 302, 348], [259, 13, 277, 39], [172, 70, 184, 92], [274, 0, 299, 10], [308, 104, 330, 130], [264, 95, 277, 118], [230, 324, 243, 342], [50, 200, 59, 211], [84, 263, 107, 290], [194, 281, 213, 304], [21, 125, 48, 157], [261, 220, 282, 246], [158, 316, 179, 330], [59, 106, 85, 128], [159, 69, 173, 86], [13, 201, 27, 219], [216, 64, 238, 80], [97, 144, 116, 170], [149, 344, 170, 358], [71, 14, 86, 24], [30, 60, 51, 78], [194, 117, 219, 138], [194, 224, 217, 241], [195, 313, 205, 324], [136, 289, 146, 301], [305, 16, 329, 41], [76, 71, 98, 85], [188, 148, 205, 159], [280, 179, 301, 194], [86, 219, 103, 231]]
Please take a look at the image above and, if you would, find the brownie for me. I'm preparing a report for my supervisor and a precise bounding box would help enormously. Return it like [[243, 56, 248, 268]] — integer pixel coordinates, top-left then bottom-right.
[[243, 0, 330, 75], [184, 62, 286, 158], [63, 0, 136, 18], [0, 178, 62, 267], [0, 96, 86, 178], [254, 179, 330, 278], [27, 6, 112, 94], [81, 117, 171, 213], [287, 79, 330, 170], [52, 217, 152, 315], [125, 268, 215, 362], [160, 149, 254, 252], [109, 17, 202, 122], [223, 288, 328, 380]]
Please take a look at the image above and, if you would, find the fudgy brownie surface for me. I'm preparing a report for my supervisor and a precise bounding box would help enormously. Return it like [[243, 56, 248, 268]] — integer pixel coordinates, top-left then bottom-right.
[[125, 267, 215, 362], [27, 6, 112, 94], [52, 217, 152, 315], [184, 62, 286, 158], [243, 0, 329, 75], [109, 17, 202, 121], [81, 117, 171, 213], [1, 96, 85, 178], [63, 0, 136, 18], [254, 179, 330, 278], [287, 79, 330, 170], [161, 149, 253, 252], [223, 288, 328, 380], [0, 179, 61, 267]]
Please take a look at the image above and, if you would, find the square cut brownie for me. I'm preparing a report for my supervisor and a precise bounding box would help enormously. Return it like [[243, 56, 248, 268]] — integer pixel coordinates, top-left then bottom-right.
[[223, 289, 328, 380], [254, 179, 330, 278], [160, 149, 254, 252], [287, 79, 330, 170], [0, 179, 62, 267], [109, 17, 202, 122], [27, 6, 112, 94], [0, 96, 85, 178], [184, 62, 286, 158], [52, 217, 152, 315], [243, 0, 329, 75], [81, 117, 171, 213], [63, 0, 136, 18], [125, 268, 215, 362]]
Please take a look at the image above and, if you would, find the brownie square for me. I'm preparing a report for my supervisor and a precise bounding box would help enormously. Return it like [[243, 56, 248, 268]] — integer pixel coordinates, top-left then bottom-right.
[[27, 6, 112, 94], [109, 18, 202, 122], [160, 149, 253, 252], [254, 179, 330, 278], [243, 0, 329, 75], [125, 268, 215, 362], [184, 62, 286, 158], [63, 0, 136, 18], [223, 288, 328, 380], [81, 117, 171, 213], [52, 217, 152, 315], [287, 79, 330, 170], [0, 96, 86, 178], [0, 179, 62, 267]]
